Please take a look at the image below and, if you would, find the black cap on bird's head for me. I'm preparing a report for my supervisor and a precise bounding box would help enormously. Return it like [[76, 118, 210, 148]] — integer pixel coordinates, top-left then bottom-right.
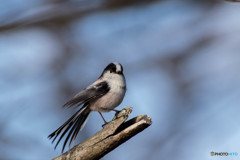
[[101, 62, 123, 76]]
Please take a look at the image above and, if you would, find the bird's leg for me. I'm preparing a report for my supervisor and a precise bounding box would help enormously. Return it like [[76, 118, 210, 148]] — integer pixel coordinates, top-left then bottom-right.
[[98, 112, 108, 127], [112, 109, 120, 116], [112, 108, 128, 120]]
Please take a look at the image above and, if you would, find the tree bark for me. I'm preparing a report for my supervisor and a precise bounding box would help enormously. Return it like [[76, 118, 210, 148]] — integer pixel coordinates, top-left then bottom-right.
[[53, 107, 152, 160]]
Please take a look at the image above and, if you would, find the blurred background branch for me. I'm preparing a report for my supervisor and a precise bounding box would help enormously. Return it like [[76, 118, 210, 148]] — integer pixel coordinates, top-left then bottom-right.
[[0, 0, 159, 31], [225, 0, 240, 2]]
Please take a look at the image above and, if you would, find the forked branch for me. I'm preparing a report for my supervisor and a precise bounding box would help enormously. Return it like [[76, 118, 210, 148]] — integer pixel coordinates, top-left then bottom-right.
[[53, 107, 152, 160]]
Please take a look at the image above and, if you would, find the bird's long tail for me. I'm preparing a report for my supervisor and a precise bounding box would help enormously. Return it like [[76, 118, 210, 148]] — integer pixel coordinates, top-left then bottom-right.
[[48, 104, 91, 152]]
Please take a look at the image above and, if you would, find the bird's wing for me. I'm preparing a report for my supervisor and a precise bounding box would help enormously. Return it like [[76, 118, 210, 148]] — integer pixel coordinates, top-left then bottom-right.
[[63, 81, 110, 108]]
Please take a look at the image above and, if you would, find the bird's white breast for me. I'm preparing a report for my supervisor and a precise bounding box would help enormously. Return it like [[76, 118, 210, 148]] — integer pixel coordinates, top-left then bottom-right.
[[90, 73, 126, 112]]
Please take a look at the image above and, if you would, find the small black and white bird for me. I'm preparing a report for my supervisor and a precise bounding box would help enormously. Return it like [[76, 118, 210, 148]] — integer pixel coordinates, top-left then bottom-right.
[[48, 62, 126, 152]]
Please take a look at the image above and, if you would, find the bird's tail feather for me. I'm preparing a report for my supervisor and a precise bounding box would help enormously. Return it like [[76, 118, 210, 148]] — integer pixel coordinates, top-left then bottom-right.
[[48, 104, 91, 152]]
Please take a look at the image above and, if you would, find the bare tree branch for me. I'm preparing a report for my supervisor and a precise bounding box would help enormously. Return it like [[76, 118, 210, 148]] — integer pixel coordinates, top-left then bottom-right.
[[52, 107, 152, 160]]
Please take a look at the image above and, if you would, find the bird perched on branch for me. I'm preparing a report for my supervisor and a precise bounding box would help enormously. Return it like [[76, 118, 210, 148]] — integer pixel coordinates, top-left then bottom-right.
[[48, 62, 126, 152]]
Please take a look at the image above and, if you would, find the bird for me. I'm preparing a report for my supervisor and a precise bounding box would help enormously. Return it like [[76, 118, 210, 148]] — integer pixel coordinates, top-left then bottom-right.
[[48, 62, 126, 152]]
